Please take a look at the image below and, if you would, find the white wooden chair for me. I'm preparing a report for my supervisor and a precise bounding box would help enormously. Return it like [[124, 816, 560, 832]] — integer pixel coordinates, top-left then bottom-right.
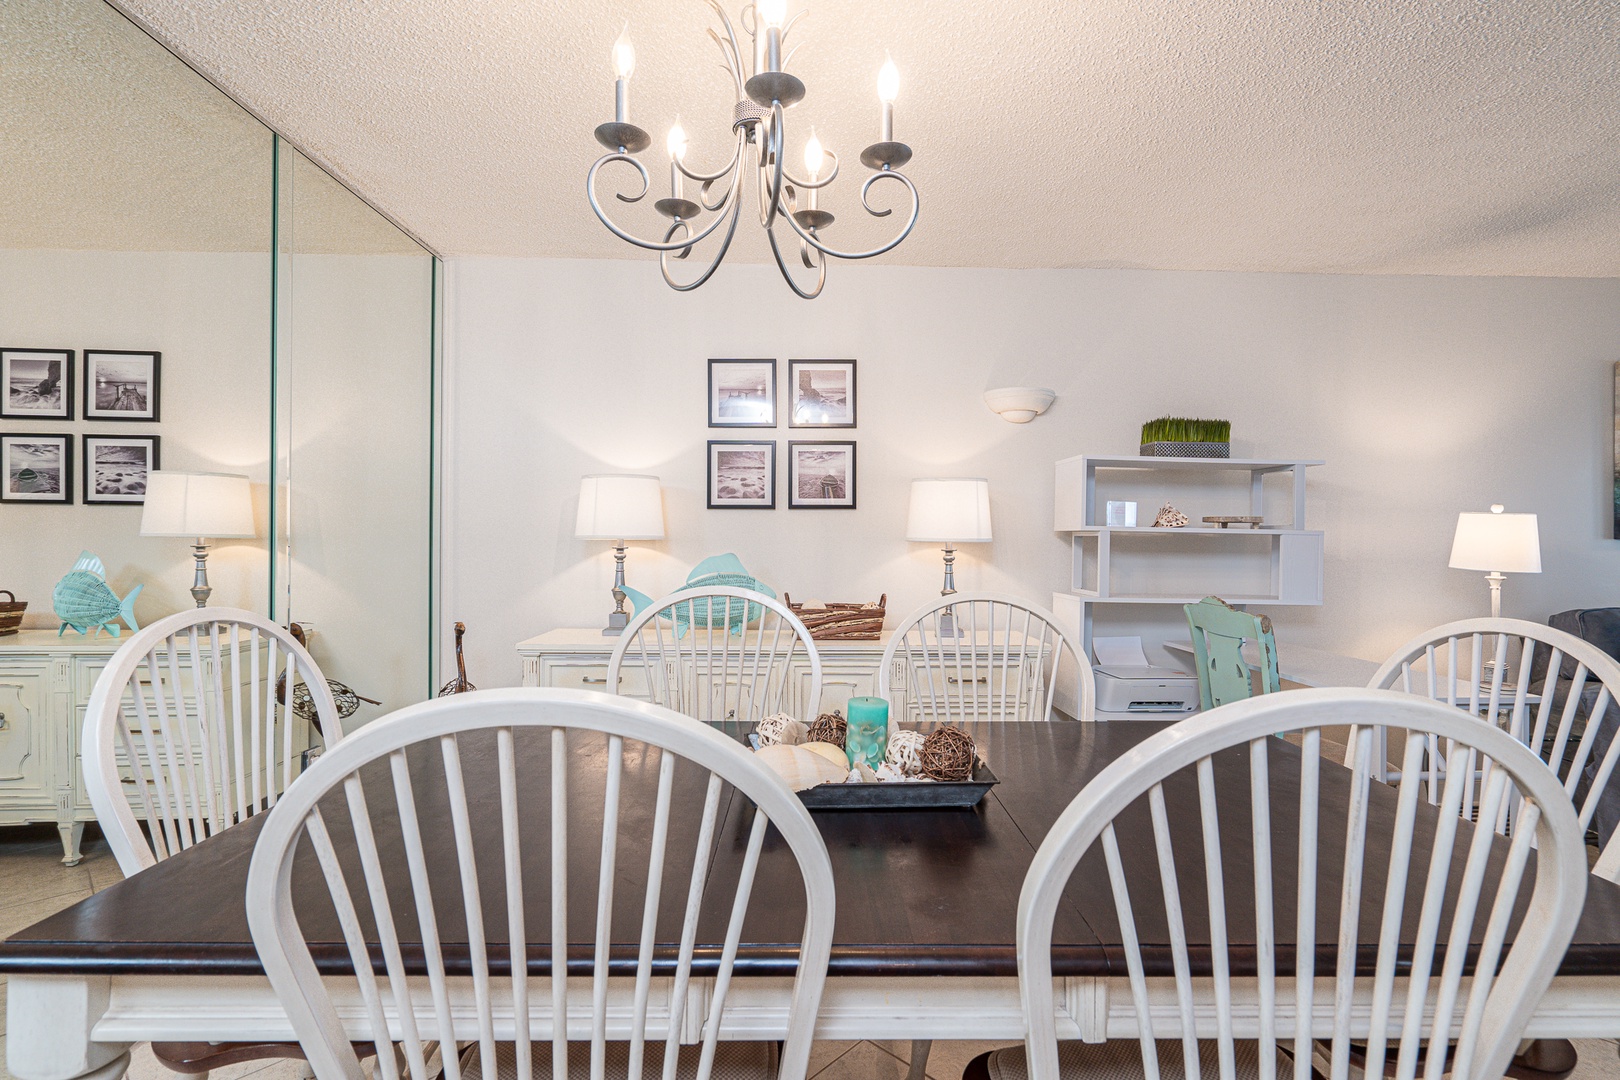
[[609, 586, 824, 724], [879, 593, 1095, 723], [245, 687, 836, 1080], [1366, 617, 1620, 876], [82, 606, 341, 877], [998, 687, 1586, 1080]]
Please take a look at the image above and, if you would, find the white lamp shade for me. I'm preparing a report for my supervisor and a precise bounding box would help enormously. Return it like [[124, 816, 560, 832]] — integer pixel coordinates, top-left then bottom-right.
[[1449, 510, 1541, 573], [575, 474, 665, 540], [139, 472, 256, 538], [906, 478, 992, 543]]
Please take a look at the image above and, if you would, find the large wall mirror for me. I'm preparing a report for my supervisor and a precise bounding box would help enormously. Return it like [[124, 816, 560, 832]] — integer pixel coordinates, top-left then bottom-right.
[[2, 0, 437, 719]]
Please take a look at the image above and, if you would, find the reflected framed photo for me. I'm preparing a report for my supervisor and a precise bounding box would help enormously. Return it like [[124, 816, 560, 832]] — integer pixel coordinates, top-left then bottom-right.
[[788, 358, 855, 428], [0, 432, 72, 503], [1, 349, 74, 420], [84, 350, 160, 421], [788, 440, 856, 509], [82, 434, 159, 505], [708, 440, 776, 509], [708, 358, 776, 427]]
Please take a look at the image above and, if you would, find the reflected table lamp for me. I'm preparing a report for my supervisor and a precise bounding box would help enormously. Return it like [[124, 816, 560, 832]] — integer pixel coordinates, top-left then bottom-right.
[[139, 471, 256, 608], [576, 474, 665, 636], [1449, 504, 1541, 618], [906, 478, 992, 637]]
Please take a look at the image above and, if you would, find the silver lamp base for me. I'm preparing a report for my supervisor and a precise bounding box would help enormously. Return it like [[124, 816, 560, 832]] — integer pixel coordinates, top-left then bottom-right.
[[602, 540, 632, 636], [189, 539, 214, 608]]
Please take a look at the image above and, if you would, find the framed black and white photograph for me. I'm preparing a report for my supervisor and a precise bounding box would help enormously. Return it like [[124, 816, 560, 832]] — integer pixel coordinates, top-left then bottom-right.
[[82, 434, 159, 505], [788, 358, 856, 428], [788, 440, 856, 509], [1, 433, 72, 503], [708, 358, 776, 427], [707, 440, 776, 509], [84, 350, 160, 421], [1, 349, 74, 420]]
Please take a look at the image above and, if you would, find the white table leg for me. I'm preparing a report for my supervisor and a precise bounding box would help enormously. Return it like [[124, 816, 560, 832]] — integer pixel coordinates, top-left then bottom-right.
[[6, 975, 130, 1080]]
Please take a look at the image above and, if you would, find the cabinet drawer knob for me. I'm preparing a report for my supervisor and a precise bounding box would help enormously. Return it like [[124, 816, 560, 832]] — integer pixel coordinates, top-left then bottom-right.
[[947, 676, 989, 685], [0, 710, 6, 730]]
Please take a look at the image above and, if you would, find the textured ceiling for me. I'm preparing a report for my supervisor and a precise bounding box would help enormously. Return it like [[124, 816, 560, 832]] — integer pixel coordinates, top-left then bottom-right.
[[2, 0, 424, 254], [89, 1, 1620, 274]]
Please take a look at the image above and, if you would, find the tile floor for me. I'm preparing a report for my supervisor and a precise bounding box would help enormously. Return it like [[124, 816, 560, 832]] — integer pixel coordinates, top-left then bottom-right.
[[1, 823, 1618, 1080]]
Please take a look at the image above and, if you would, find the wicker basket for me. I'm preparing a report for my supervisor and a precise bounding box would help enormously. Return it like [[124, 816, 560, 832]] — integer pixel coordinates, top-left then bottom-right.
[[783, 594, 886, 640], [0, 591, 26, 636]]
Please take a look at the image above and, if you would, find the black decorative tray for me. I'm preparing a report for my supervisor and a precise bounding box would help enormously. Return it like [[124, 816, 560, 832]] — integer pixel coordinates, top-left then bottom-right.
[[743, 732, 997, 809], [795, 760, 999, 810]]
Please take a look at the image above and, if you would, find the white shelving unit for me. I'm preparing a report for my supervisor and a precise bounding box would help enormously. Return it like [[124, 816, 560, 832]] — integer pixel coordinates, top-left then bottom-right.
[[1051, 454, 1325, 656]]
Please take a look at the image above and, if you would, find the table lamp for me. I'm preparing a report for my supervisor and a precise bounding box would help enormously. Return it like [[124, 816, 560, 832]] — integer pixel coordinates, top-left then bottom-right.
[[1449, 504, 1541, 618], [907, 478, 992, 636], [139, 471, 256, 607], [576, 474, 665, 636]]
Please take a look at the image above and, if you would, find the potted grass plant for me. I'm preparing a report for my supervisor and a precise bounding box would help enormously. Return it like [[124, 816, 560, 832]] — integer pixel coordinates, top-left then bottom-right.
[[1139, 417, 1231, 459]]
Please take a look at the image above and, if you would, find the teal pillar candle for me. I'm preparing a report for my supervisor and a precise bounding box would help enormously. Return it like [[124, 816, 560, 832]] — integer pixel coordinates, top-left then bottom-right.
[[845, 696, 889, 769]]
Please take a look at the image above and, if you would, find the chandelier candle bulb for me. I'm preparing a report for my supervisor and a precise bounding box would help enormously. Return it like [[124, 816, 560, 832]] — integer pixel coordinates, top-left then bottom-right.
[[802, 129, 823, 209], [612, 27, 635, 123], [759, 0, 786, 71], [878, 55, 899, 141], [667, 121, 687, 199]]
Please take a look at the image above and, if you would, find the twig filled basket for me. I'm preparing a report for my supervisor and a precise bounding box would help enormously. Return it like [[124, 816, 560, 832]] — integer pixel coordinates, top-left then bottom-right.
[[0, 591, 25, 636], [783, 594, 886, 640]]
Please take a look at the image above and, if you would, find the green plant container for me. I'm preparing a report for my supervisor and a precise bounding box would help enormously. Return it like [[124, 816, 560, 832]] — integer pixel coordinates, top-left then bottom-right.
[[1140, 441, 1230, 459]]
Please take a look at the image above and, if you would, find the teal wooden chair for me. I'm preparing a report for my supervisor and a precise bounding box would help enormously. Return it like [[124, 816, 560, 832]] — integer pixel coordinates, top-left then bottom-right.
[[1184, 596, 1280, 709]]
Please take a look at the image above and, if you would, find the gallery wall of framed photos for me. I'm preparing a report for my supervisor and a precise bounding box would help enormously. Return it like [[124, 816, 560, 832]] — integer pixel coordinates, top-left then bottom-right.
[[706, 357, 859, 511], [1, 346, 162, 505]]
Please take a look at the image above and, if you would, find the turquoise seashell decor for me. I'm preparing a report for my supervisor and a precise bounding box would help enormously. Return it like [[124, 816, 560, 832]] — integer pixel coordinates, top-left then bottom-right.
[[52, 551, 142, 637], [620, 553, 773, 637]]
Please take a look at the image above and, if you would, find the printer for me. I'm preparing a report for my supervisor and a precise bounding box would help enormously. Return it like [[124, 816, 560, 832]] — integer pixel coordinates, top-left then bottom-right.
[[1093, 665, 1200, 714]]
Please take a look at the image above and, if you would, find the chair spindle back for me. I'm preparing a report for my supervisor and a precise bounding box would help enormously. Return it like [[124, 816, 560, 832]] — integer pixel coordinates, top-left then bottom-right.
[[1018, 688, 1587, 1080], [609, 587, 823, 724], [880, 593, 1094, 723], [82, 606, 340, 876]]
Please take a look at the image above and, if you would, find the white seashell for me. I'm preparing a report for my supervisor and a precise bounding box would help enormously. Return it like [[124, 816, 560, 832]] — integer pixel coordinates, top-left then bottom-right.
[[756, 713, 807, 747], [851, 762, 879, 783], [803, 741, 851, 769], [755, 744, 848, 791], [886, 729, 927, 776]]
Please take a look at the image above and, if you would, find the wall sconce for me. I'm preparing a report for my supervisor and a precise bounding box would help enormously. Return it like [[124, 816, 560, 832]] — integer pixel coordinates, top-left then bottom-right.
[[983, 387, 1055, 424]]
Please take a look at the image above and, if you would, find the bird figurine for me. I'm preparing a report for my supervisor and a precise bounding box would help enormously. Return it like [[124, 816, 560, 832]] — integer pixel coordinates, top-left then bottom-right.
[[52, 552, 141, 637], [438, 622, 477, 696], [276, 622, 380, 735]]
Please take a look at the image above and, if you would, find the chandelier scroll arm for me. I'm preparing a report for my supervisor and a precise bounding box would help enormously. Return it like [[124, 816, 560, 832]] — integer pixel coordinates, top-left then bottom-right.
[[661, 185, 745, 292], [676, 138, 743, 185], [767, 221, 827, 299], [758, 101, 787, 229], [587, 151, 742, 252], [702, 0, 745, 96], [781, 168, 919, 260]]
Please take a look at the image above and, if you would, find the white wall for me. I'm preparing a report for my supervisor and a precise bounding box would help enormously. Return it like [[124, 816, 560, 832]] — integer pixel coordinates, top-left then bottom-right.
[[443, 257, 1620, 691], [0, 249, 270, 625]]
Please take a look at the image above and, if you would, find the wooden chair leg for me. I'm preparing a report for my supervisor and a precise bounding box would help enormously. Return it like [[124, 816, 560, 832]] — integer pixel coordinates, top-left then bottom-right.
[[907, 1039, 932, 1080]]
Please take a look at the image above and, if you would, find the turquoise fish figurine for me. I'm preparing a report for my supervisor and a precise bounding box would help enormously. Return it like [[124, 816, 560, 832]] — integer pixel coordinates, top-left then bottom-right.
[[53, 551, 142, 637]]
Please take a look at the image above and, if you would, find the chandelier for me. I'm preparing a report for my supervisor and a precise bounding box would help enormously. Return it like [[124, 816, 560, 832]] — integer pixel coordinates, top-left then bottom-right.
[[587, 0, 918, 299]]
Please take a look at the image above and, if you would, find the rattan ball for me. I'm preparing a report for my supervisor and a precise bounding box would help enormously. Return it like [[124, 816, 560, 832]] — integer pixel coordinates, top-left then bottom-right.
[[920, 726, 976, 781], [756, 713, 807, 747], [806, 710, 847, 748], [885, 729, 927, 776]]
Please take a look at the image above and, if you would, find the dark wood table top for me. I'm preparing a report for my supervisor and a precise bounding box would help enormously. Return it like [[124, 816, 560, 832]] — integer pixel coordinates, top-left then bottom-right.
[[5, 721, 1620, 980]]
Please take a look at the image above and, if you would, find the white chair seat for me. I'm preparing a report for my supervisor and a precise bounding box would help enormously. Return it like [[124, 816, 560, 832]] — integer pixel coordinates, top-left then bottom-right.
[[461, 1038, 777, 1080], [983, 1040, 1290, 1080]]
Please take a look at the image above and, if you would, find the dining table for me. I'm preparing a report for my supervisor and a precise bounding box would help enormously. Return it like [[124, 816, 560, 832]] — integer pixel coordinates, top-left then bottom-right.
[[6, 717, 1620, 1080]]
